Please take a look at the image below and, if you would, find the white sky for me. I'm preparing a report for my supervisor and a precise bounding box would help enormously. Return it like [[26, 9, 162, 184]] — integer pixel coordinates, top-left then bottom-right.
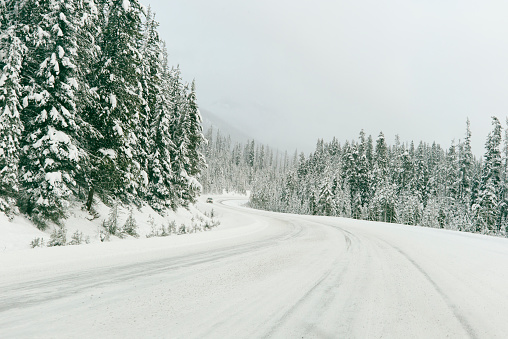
[[141, 0, 508, 156]]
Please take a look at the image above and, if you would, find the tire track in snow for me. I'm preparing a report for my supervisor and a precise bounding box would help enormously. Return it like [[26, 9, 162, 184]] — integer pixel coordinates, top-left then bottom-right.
[[0, 220, 304, 314], [379, 239, 480, 339], [262, 222, 357, 338]]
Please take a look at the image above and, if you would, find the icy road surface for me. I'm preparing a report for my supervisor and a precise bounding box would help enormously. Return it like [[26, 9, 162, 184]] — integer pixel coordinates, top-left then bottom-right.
[[2, 198, 508, 338]]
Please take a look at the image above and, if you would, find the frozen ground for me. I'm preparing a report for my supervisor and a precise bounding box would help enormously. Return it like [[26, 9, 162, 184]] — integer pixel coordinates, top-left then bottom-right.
[[2, 196, 508, 338]]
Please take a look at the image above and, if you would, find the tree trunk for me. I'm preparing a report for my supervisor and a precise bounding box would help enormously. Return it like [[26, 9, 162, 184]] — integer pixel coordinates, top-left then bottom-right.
[[86, 185, 94, 211]]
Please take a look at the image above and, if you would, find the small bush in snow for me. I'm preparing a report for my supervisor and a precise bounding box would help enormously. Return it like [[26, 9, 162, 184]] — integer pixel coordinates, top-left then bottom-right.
[[30, 237, 44, 248], [68, 230, 89, 245], [146, 222, 170, 238], [146, 214, 159, 238], [178, 223, 187, 234], [204, 209, 216, 218], [204, 219, 218, 230], [160, 223, 169, 236], [48, 225, 67, 247], [147, 214, 155, 228], [167, 220, 177, 234], [145, 216, 218, 238], [122, 209, 139, 238], [99, 226, 110, 242], [191, 222, 201, 233], [146, 225, 158, 238], [102, 202, 120, 236]]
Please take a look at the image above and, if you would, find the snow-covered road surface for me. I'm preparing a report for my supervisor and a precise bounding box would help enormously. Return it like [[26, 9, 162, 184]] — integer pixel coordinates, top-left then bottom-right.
[[2, 198, 508, 338]]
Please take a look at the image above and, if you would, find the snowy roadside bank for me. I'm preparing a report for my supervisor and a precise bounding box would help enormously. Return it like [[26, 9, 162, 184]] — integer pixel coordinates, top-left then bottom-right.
[[0, 195, 249, 254], [0, 195, 271, 281]]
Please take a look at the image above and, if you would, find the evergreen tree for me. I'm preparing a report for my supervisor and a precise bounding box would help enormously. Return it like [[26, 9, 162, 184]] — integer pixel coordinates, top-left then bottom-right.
[[499, 118, 508, 229], [0, 0, 206, 226], [445, 141, 459, 202], [0, 23, 26, 217], [318, 181, 336, 216], [168, 67, 193, 207], [412, 142, 429, 207], [145, 40, 177, 211], [85, 0, 145, 205], [473, 116, 502, 232], [185, 80, 206, 179], [137, 9, 168, 209], [18, 0, 86, 228], [374, 132, 388, 176], [370, 181, 397, 223], [458, 118, 473, 205]]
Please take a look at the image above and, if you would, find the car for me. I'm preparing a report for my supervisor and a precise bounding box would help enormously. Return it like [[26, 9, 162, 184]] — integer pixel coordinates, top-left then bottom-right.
[[206, 197, 213, 203]]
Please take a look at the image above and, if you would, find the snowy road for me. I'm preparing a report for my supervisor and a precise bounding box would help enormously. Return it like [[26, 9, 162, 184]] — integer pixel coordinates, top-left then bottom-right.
[[2, 198, 508, 338]]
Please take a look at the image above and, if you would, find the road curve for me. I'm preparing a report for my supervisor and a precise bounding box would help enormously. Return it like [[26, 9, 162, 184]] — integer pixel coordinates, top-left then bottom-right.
[[2, 198, 508, 338]]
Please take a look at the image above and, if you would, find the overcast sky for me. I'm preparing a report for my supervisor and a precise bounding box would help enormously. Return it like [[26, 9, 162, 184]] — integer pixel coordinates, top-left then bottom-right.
[[141, 0, 508, 156]]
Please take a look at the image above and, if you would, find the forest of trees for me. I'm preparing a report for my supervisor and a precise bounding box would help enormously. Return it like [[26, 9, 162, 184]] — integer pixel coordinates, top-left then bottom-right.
[[0, 0, 205, 229], [203, 117, 508, 236], [251, 117, 508, 234], [200, 126, 291, 194]]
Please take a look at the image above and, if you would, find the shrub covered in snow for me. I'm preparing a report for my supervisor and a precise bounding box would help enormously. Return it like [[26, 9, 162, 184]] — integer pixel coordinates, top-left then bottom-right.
[[122, 209, 139, 238], [30, 237, 45, 248], [47, 225, 67, 247], [68, 230, 89, 245], [102, 202, 120, 237]]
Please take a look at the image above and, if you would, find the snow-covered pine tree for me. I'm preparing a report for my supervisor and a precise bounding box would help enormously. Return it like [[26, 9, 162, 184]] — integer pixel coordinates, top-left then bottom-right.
[[0, 19, 26, 217], [428, 141, 445, 198], [167, 67, 205, 207], [137, 6, 160, 201], [18, 0, 87, 228], [374, 132, 388, 177], [370, 132, 395, 221], [317, 181, 336, 216], [184, 80, 206, 195], [246, 140, 255, 168], [370, 180, 396, 222], [499, 118, 508, 231], [389, 135, 402, 191], [458, 118, 473, 205], [445, 141, 460, 202], [145, 38, 177, 212], [411, 142, 429, 208], [343, 132, 371, 218], [400, 145, 414, 193], [85, 0, 145, 205], [73, 0, 101, 211], [167, 66, 191, 208], [473, 116, 502, 232]]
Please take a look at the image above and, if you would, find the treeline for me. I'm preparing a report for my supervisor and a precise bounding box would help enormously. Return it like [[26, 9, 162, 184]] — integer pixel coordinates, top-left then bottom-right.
[[0, 0, 205, 228], [200, 127, 292, 194], [250, 117, 508, 235]]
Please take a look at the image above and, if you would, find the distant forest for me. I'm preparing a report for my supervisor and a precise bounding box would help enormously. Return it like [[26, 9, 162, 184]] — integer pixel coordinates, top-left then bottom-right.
[[0, 0, 205, 228], [203, 117, 508, 235]]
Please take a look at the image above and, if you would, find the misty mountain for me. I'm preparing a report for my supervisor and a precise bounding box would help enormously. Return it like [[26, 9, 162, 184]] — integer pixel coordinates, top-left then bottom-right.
[[200, 108, 254, 144]]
